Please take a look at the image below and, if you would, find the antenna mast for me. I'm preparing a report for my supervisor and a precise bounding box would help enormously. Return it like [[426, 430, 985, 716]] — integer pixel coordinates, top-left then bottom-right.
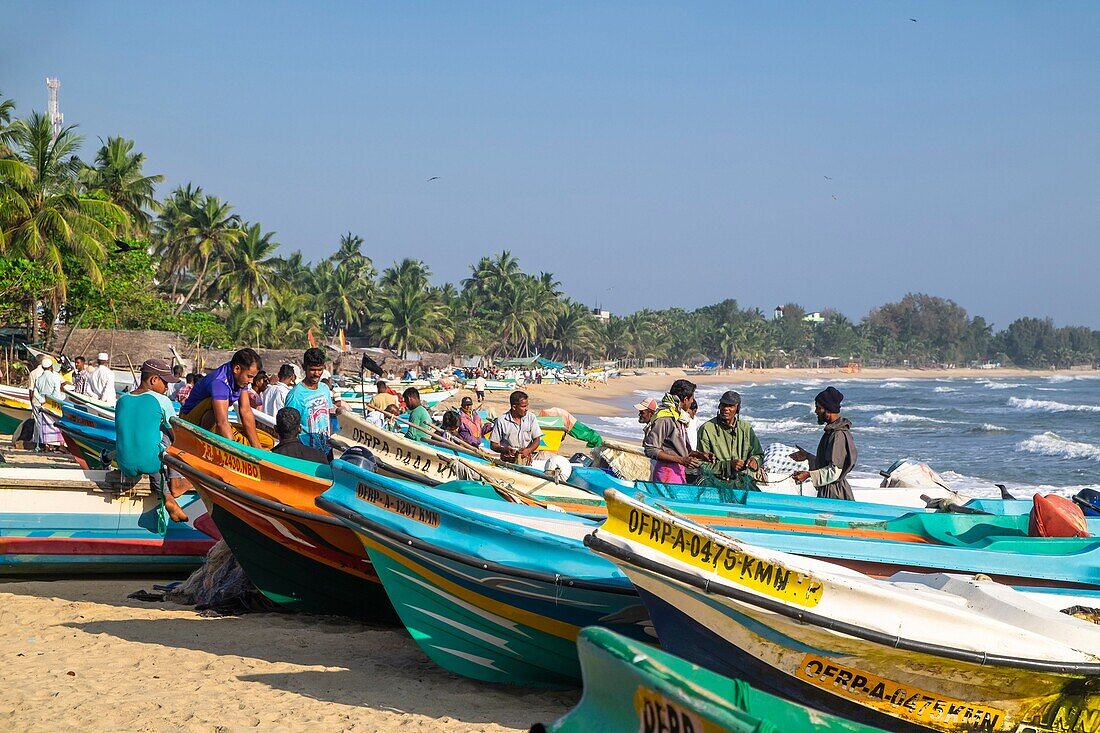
[[46, 77, 63, 140]]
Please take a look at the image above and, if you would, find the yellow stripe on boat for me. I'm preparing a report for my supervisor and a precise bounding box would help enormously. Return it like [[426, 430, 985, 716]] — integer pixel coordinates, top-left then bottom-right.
[[601, 491, 824, 608]]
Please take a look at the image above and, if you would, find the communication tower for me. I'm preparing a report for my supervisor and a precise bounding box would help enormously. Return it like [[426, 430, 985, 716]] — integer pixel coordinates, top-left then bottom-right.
[[46, 77, 63, 140]]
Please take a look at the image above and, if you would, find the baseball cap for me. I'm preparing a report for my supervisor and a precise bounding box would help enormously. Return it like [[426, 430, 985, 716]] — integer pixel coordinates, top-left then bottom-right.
[[461, 396, 473, 406], [141, 358, 179, 383], [719, 390, 742, 406], [633, 397, 658, 412], [97, 352, 109, 361]]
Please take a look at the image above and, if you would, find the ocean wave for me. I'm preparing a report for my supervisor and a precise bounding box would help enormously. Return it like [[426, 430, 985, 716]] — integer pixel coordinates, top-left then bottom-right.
[[1047, 374, 1100, 383], [748, 417, 818, 434], [978, 380, 1022, 390], [1007, 397, 1100, 413], [969, 423, 1011, 434], [594, 416, 644, 439], [933, 386, 956, 393], [879, 381, 911, 389], [1017, 432, 1100, 463], [761, 393, 777, 400], [872, 411, 946, 425], [779, 401, 808, 410], [843, 403, 895, 413]]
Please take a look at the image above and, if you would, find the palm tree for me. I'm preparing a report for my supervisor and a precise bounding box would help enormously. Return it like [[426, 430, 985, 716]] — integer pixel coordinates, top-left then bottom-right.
[[0, 91, 16, 158], [213, 222, 277, 309], [379, 258, 431, 291], [173, 195, 243, 314], [152, 183, 203, 297], [374, 282, 452, 358], [270, 249, 312, 291], [0, 112, 127, 338], [546, 300, 597, 361], [80, 137, 163, 236], [332, 231, 370, 269]]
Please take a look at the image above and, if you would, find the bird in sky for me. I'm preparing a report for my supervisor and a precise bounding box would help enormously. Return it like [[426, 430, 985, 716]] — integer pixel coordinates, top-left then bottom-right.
[[824, 175, 833, 181], [832, 195, 838, 201], [427, 176, 440, 181], [909, 18, 918, 22]]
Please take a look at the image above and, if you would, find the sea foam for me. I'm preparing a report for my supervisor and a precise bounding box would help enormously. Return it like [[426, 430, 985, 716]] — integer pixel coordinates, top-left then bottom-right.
[[1017, 432, 1100, 463], [1007, 397, 1100, 413]]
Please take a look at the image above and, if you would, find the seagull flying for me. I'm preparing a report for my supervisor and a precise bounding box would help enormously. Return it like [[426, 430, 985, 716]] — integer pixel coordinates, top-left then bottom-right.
[[824, 175, 833, 181], [909, 18, 917, 22], [427, 176, 440, 181]]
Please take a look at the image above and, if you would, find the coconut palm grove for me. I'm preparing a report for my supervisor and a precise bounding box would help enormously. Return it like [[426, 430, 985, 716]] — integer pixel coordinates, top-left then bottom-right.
[[1, 88, 1098, 369]]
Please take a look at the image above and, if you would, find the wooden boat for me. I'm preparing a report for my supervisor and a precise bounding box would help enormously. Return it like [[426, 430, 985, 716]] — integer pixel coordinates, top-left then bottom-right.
[[587, 490, 1100, 733], [535, 626, 887, 733], [317, 465, 651, 688], [163, 418, 393, 619], [0, 466, 214, 575], [57, 400, 117, 469], [0, 386, 32, 435], [535, 414, 567, 452]]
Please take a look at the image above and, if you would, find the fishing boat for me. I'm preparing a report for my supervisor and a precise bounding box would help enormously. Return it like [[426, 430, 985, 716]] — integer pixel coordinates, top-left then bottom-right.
[[535, 626, 888, 733], [0, 465, 214, 575], [316, 465, 651, 688], [587, 490, 1100, 733], [162, 418, 393, 619], [0, 392, 30, 435], [57, 400, 117, 469]]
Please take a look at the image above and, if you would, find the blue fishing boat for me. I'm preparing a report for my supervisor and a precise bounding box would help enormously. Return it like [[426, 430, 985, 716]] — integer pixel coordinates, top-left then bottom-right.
[[57, 400, 117, 469], [316, 462, 652, 688]]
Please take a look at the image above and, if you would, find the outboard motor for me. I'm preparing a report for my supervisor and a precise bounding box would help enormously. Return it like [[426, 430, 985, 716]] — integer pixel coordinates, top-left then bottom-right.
[[1072, 488, 1100, 517], [340, 446, 378, 473]]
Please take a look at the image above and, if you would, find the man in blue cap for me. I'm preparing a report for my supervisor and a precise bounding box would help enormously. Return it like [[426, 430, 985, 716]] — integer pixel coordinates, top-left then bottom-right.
[[790, 386, 857, 500]]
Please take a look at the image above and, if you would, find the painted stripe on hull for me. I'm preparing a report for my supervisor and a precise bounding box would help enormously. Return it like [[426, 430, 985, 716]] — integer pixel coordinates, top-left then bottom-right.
[[0, 536, 213, 555], [208, 503, 394, 620]]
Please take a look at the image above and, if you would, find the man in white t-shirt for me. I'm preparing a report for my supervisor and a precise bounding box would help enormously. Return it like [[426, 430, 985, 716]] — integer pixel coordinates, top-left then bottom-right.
[[86, 352, 117, 406], [262, 364, 296, 417]]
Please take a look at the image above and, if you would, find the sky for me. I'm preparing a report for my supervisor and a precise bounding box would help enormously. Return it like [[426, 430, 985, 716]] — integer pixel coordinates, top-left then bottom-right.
[[4, 2, 1099, 328]]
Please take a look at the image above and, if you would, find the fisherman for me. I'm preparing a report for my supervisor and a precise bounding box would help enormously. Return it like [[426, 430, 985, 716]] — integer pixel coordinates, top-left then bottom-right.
[[633, 397, 658, 434], [247, 370, 268, 409], [642, 379, 711, 484], [790, 386, 857, 501], [166, 364, 186, 400], [71, 355, 90, 395], [285, 348, 336, 454], [403, 387, 433, 441], [32, 357, 65, 451], [440, 411, 461, 443], [490, 390, 542, 464], [474, 374, 487, 403], [262, 364, 296, 416], [119, 358, 189, 521], [696, 391, 764, 488], [86, 352, 117, 406], [175, 373, 197, 406], [457, 396, 487, 448], [271, 407, 328, 464], [180, 348, 264, 448], [369, 379, 399, 412]]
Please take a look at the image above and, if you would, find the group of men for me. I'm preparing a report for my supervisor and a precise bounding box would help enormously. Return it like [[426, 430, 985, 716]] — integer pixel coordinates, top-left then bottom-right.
[[638, 379, 857, 500]]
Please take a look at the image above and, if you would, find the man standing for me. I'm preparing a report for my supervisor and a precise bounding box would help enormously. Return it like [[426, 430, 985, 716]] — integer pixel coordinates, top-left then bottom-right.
[[791, 386, 857, 500], [285, 348, 336, 454], [262, 364, 296, 416], [180, 348, 264, 448], [633, 397, 658, 435], [166, 365, 186, 400], [71, 356, 90, 395], [402, 387, 433, 441], [32, 357, 65, 450], [696, 391, 764, 488], [490, 390, 542, 464], [474, 374, 487, 403], [642, 379, 710, 484], [457, 396, 487, 448], [86, 353, 117, 406]]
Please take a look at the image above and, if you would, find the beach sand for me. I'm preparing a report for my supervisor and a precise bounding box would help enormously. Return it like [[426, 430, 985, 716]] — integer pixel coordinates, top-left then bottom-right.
[[0, 580, 576, 732], [2, 364, 1089, 731]]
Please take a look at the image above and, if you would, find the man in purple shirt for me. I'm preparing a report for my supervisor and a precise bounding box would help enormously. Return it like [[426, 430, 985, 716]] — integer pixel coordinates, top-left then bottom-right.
[[180, 348, 264, 448]]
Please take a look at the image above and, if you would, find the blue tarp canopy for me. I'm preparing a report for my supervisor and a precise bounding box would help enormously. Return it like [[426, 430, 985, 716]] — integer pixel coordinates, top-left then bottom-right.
[[497, 355, 566, 370], [701, 361, 719, 368]]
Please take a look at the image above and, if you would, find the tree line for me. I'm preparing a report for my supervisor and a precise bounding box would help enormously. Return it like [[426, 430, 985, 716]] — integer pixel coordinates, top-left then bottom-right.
[[1, 90, 1097, 369]]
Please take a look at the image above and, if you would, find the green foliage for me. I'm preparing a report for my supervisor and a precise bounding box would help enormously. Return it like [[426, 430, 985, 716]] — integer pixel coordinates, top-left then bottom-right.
[[160, 311, 232, 349], [0, 257, 58, 324], [62, 242, 173, 329]]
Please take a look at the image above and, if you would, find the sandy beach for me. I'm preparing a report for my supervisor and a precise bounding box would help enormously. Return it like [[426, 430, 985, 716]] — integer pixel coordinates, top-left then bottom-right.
[[1, 364, 1091, 732]]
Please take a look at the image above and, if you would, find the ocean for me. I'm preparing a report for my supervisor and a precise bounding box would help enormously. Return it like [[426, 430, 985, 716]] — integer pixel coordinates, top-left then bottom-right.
[[579, 374, 1100, 498]]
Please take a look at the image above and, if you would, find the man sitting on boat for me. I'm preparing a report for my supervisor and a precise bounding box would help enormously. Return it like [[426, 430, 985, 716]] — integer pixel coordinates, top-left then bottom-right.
[[402, 388, 434, 441], [696, 390, 764, 489], [642, 379, 712, 484], [790, 386, 857, 501], [118, 358, 189, 522], [490, 390, 542, 465], [180, 348, 265, 448], [285, 348, 337, 456], [369, 379, 401, 412], [271, 407, 328, 464]]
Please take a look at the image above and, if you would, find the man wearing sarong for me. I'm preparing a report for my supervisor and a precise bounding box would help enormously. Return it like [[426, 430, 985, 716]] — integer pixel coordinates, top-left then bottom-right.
[[32, 357, 65, 451], [180, 348, 264, 448], [696, 390, 764, 489], [791, 386, 858, 500], [642, 379, 710, 484]]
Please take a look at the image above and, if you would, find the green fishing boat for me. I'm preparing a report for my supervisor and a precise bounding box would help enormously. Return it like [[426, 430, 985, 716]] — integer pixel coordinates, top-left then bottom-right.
[[533, 626, 888, 732]]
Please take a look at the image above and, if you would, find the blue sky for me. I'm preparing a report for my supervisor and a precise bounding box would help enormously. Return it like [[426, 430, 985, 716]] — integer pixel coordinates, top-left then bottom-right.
[[5, 2, 1099, 327]]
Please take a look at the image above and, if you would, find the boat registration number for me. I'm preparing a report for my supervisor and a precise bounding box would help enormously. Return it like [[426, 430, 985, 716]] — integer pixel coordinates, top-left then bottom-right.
[[797, 655, 1006, 730], [200, 443, 261, 481], [356, 482, 440, 527], [633, 685, 723, 733], [606, 501, 823, 607]]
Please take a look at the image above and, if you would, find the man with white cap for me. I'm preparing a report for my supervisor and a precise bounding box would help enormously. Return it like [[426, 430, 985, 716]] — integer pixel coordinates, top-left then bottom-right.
[[32, 357, 65, 450], [86, 352, 117, 406]]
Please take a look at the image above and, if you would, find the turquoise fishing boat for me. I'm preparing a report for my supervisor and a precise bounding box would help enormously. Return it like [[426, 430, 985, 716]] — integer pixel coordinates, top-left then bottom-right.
[[317, 463, 652, 688], [57, 400, 117, 469], [534, 626, 888, 733]]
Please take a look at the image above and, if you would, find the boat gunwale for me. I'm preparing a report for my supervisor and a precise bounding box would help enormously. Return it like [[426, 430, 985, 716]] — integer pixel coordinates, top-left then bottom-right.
[[584, 531, 1100, 675], [316, 493, 637, 596]]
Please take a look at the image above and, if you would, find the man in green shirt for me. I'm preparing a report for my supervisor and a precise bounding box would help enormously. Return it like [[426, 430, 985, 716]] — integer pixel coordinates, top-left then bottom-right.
[[403, 387, 434, 441], [696, 390, 764, 488]]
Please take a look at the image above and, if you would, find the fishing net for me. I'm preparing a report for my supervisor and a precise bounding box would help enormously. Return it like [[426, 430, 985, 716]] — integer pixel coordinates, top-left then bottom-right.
[[163, 540, 278, 614], [595, 443, 652, 482]]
